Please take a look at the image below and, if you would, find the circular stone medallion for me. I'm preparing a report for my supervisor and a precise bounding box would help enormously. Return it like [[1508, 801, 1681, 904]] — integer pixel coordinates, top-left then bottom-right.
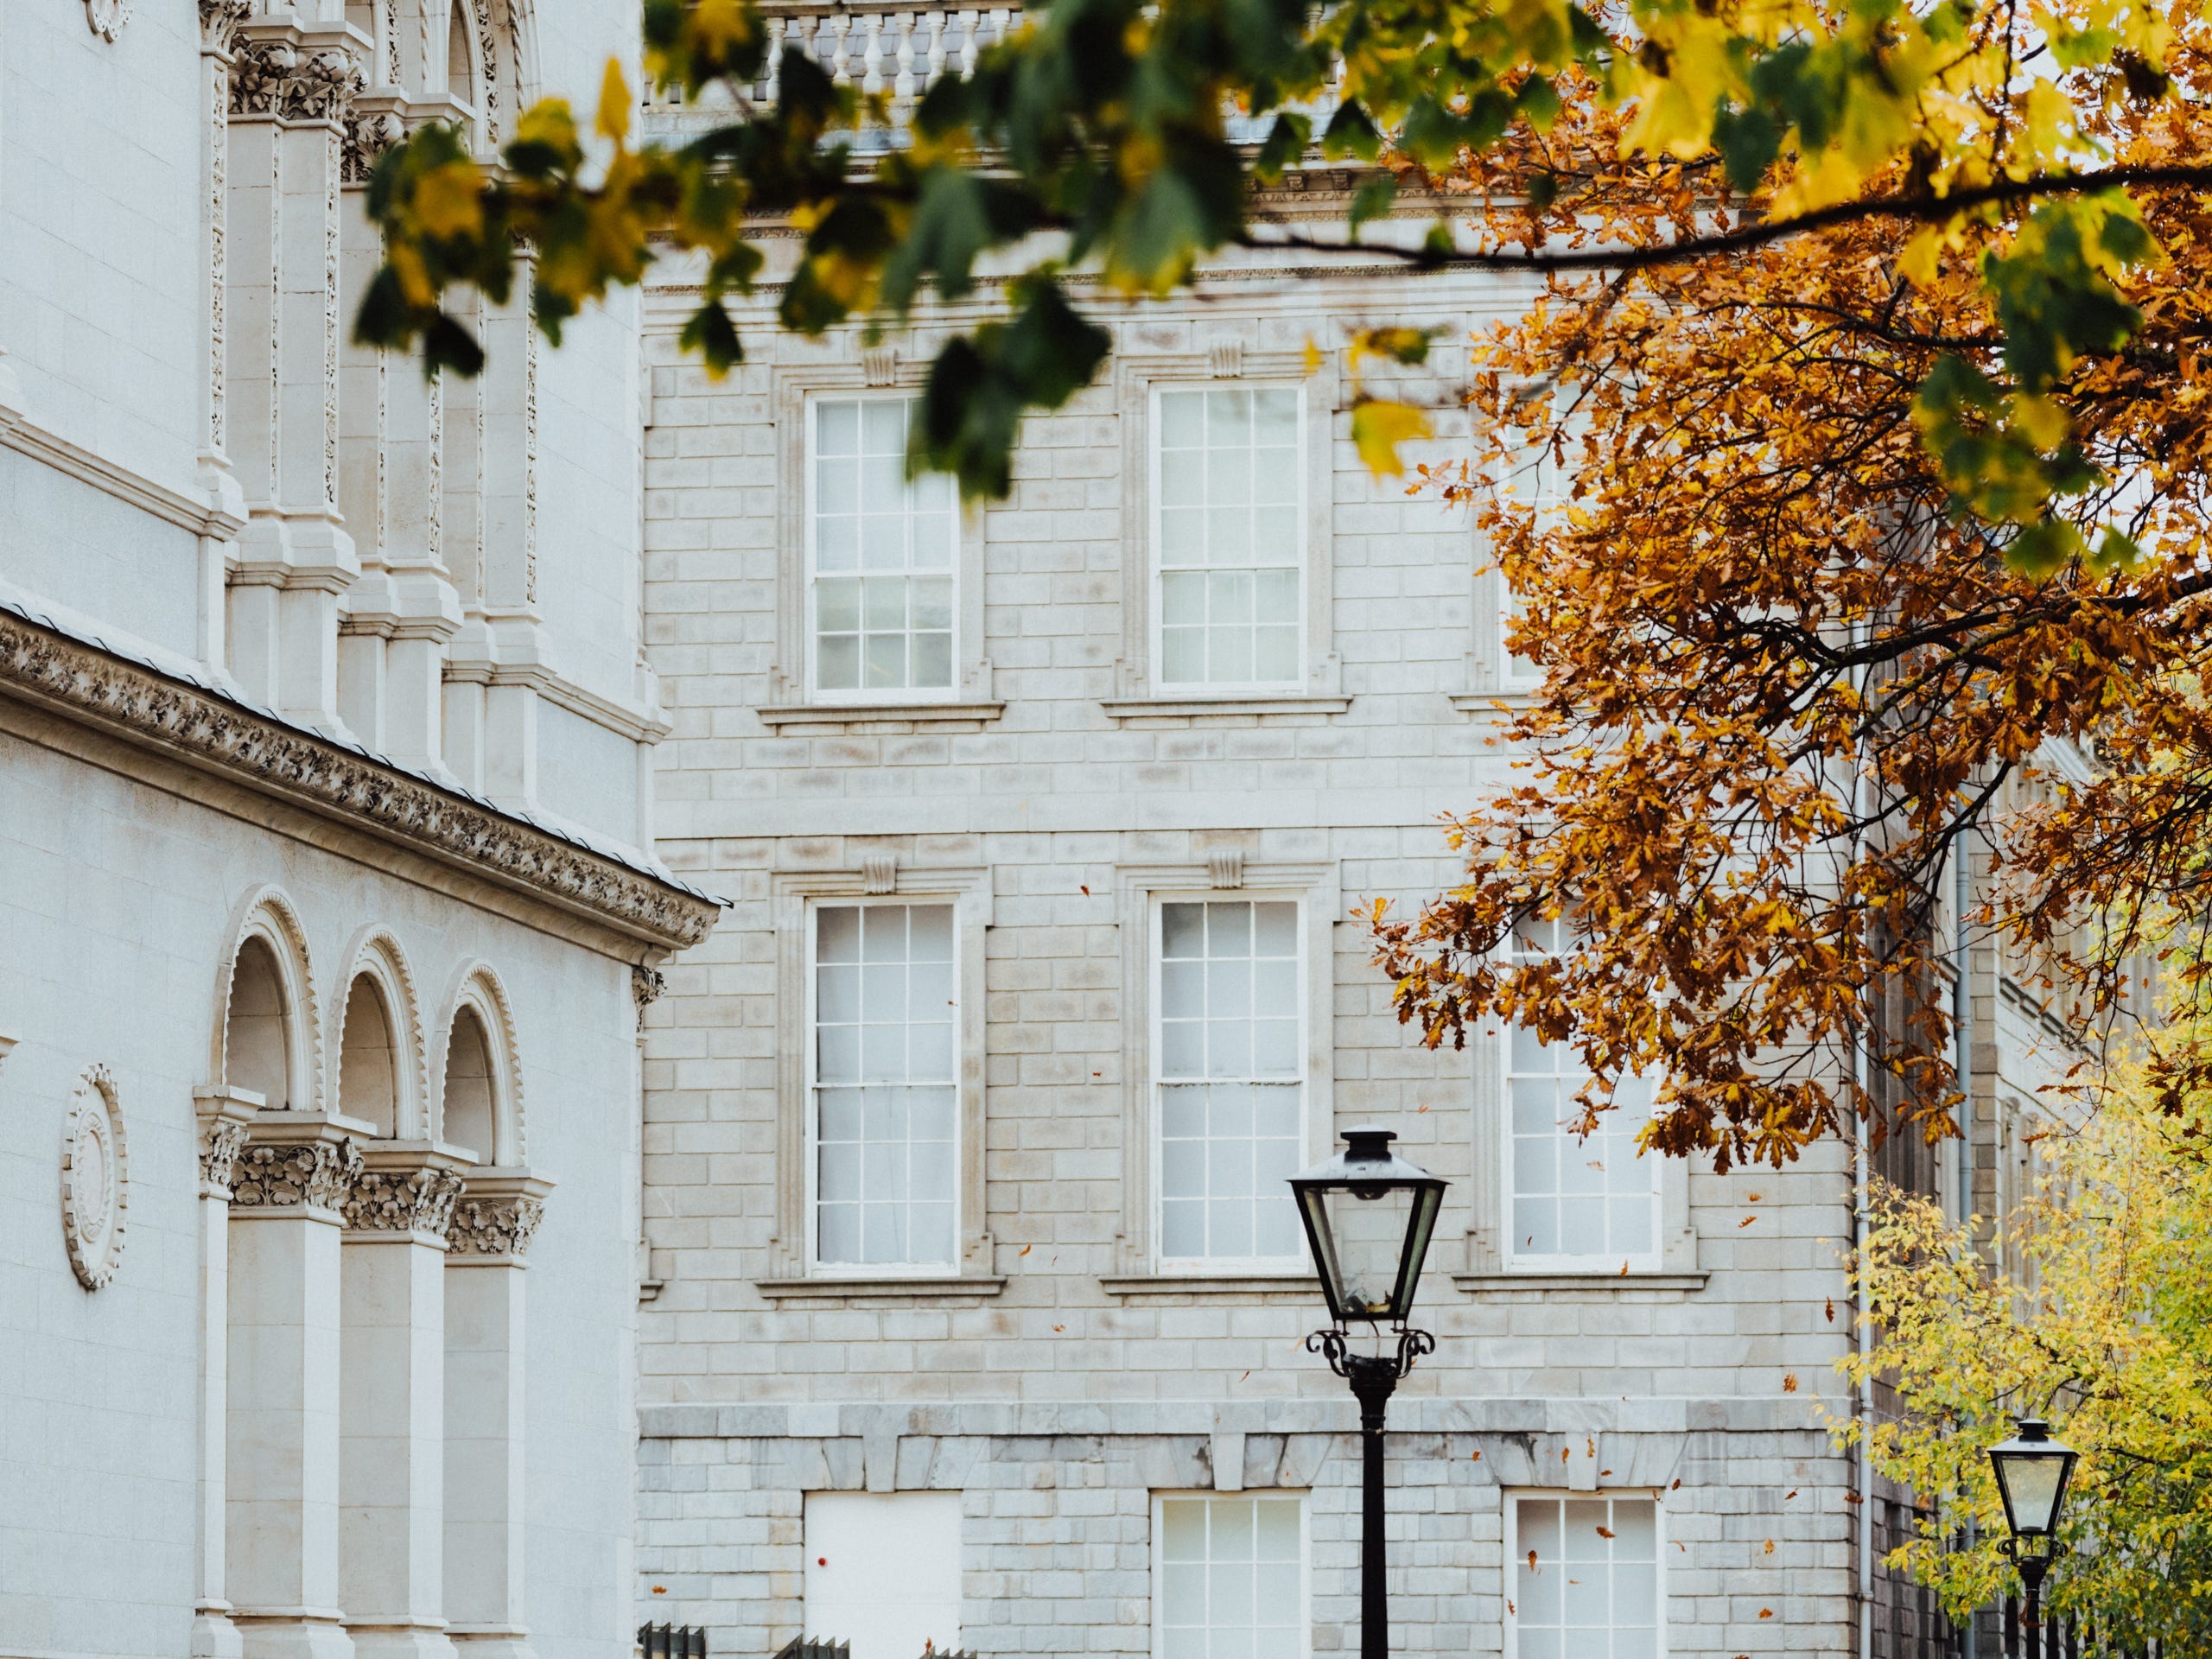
[[60, 1068, 128, 1289], [84, 0, 131, 42]]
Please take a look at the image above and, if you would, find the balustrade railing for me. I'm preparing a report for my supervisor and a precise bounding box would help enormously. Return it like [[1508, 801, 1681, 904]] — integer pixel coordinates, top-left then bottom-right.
[[643, 2, 1345, 147]]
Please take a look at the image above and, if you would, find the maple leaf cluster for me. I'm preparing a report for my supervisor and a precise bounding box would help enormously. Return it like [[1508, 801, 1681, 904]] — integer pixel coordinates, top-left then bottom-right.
[[1374, 11, 2212, 1167]]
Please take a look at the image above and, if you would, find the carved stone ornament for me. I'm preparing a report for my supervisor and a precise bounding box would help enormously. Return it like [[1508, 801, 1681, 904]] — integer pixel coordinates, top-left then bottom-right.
[[230, 37, 364, 123], [342, 1164, 467, 1236], [200, 1120, 251, 1194], [448, 1195, 546, 1259], [342, 105, 406, 186], [198, 0, 252, 55], [0, 610, 718, 949], [230, 1138, 365, 1213], [632, 963, 667, 1013], [86, 0, 131, 43], [60, 1068, 128, 1290]]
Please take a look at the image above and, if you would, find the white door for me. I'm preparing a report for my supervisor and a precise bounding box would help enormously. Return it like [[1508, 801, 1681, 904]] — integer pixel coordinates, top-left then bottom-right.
[[803, 1491, 963, 1659]]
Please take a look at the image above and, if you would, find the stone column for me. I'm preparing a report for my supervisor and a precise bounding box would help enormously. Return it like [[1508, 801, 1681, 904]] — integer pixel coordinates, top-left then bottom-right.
[[194, 1088, 263, 1659], [197, 2, 254, 678], [227, 1128, 366, 1659], [337, 92, 462, 773], [224, 23, 365, 728], [445, 255, 546, 812], [442, 1173, 552, 1659], [340, 1147, 471, 1659]]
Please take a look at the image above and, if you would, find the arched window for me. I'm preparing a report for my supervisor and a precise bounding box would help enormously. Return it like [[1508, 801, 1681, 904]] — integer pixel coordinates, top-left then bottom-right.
[[338, 976, 400, 1137], [442, 1006, 496, 1162], [224, 937, 293, 1109], [448, 2, 475, 105]]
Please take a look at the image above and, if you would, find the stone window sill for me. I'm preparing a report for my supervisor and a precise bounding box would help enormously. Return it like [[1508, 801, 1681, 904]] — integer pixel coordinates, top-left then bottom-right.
[[1100, 696, 1352, 722], [753, 1274, 1007, 1300], [755, 701, 1006, 728], [1446, 690, 1538, 715], [1452, 1271, 1709, 1295], [1098, 1273, 1323, 1299]]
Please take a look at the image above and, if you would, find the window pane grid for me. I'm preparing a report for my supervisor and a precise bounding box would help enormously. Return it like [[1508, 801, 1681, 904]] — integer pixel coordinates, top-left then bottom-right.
[[1510, 1495, 1660, 1659], [1506, 918, 1658, 1267], [1157, 388, 1302, 688], [1158, 899, 1302, 1264], [1157, 1496, 1303, 1659], [813, 903, 957, 1268], [812, 397, 957, 695]]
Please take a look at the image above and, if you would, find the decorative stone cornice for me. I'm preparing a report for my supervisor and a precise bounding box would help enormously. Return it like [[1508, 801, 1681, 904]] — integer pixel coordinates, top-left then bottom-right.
[[0, 607, 719, 950], [199, 0, 251, 55], [448, 1194, 546, 1260], [200, 1121, 251, 1193], [231, 37, 363, 124], [342, 1163, 467, 1236], [231, 1138, 365, 1213]]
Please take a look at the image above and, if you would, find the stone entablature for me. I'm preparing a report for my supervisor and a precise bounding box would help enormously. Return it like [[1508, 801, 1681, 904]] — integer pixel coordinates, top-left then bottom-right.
[[0, 605, 718, 950]]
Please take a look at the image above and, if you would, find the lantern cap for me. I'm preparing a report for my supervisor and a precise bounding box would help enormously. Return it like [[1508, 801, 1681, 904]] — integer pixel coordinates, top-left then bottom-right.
[[1292, 1126, 1441, 1190]]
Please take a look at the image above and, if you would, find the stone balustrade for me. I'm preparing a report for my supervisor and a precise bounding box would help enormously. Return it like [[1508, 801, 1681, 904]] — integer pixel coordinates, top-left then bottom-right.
[[644, 2, 1344, 146]]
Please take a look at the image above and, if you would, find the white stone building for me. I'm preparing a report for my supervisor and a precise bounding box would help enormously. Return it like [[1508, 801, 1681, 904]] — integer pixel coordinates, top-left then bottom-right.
[[623, 24, 2087, 1656], [0, 10, 715, 1659]]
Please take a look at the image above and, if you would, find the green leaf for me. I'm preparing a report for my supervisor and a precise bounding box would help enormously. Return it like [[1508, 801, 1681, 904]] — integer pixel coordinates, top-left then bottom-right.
[[1321, 99, 1382, 163], [677, 301, 744, 376], [2005, 518, 2085, 577], [1254, 111, 1311, 184], [1349, 175, 1397, 237]]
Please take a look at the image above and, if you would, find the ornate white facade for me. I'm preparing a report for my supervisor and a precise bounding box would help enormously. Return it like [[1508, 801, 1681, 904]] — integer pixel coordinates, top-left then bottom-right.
[[0, 11, 715, 1659]]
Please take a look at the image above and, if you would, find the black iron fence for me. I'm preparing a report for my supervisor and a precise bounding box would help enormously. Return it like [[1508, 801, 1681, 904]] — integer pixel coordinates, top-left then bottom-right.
[[640, 1624, 708, 1659]]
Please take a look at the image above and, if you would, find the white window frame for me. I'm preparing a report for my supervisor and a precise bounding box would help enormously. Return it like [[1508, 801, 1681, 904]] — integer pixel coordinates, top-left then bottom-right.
[[1470, 395, 1590, 696], [803, 392, 963, 707], [1113, 859, 1338, 1281], [1502, 1489, 1668, 1659], [1112, 352, 1343, 713], [768, 358, 994, 719], [1147, 382, 1310, 696], [1150, 892, 1310, 1275], [1150, 1491, 1311, 1659], [803, 896, 963, 1275], [766, 863, 995, 1287], [1459, 913, 1700, 1290]]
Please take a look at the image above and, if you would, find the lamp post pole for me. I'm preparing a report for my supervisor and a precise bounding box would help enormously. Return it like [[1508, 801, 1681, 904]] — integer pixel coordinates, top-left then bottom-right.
[[1306, 1330, 1436, 1659], [1287, 1127, 1448, 1659]]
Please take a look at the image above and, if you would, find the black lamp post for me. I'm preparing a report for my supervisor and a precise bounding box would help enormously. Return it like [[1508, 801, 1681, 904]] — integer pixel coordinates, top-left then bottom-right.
[[1987, 1418, 2078, 1659], [1287, 1126, 1448, 1659]]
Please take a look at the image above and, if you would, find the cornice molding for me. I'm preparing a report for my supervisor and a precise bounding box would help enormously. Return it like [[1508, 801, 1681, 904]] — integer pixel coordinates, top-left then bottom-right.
[[0, 607, 719, 950], [0, 417, 245, 540]]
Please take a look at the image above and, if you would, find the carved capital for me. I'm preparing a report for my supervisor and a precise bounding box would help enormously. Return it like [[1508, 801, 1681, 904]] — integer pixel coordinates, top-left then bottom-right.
[[198, 0, 251, 55], [231, 37, 363, 124], [230, 1138, 365, 1213], [343, 99, 406, 186], [448, 1194, 546, 1260], [342, 1163, 467, 1236], [200, 1121, 251, 1195]]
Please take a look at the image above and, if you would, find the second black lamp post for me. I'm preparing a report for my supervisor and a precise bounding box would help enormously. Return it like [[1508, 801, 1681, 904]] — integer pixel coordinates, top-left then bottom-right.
[[1288, 1126, 1449, 1659], [1988, 1418, 2079, 1659]]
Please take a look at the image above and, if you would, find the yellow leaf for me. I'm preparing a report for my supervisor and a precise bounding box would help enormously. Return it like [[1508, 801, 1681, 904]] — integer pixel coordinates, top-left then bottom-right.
[[1351, 399, 1432, 477], [1302, 338, 1325, 376], [2012, 395, 2071, 451], [690, 0, 755, 55], [411, 159, 486, 240], [597, 57, 632, 145], [515, 97, 579, 156]]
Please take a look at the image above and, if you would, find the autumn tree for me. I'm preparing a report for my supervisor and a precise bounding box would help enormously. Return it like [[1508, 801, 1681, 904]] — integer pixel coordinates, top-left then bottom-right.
[[1834, 1048, 2212, 1649], [356, 0, 2212, 1162]]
